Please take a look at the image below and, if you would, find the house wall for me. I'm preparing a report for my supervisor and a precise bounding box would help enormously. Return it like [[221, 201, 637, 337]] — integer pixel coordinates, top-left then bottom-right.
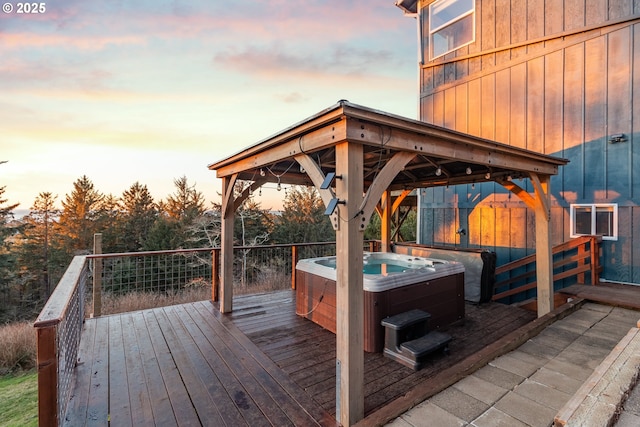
[[417, 0, 640, 284]]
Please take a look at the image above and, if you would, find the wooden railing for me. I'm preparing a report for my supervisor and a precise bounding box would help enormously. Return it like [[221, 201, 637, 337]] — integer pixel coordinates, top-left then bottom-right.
[[33, 256, 89, 427], [34, 240, 379, 426], [492, 235, 602, 302]]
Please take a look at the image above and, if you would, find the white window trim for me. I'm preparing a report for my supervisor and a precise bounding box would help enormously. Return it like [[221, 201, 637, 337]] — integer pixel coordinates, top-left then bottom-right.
[[569, 203, 618, 241], [428, 0, 476, 60]]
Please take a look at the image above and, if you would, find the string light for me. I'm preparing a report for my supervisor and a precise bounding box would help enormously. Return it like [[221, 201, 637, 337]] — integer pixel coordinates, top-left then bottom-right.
[[466, 167, 472, 175], [435, 167, 442, 176]]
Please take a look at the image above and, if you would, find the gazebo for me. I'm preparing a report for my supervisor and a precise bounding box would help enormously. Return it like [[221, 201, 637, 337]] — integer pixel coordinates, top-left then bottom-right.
[[208, 100, 568, 426]]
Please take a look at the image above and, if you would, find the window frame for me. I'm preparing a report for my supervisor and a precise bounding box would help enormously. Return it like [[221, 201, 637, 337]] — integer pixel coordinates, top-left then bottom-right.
[[428, 0, 476, 60], [569, 203, 618, 241]]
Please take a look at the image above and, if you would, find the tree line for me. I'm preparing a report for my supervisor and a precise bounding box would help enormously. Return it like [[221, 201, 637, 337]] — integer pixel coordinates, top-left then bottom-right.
[[0, 175, 415, 322], [0, 175, 339, 321]]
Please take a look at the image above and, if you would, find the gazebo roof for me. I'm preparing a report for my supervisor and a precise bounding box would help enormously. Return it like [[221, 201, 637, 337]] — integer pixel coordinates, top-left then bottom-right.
[[209, 100, 567, 191]]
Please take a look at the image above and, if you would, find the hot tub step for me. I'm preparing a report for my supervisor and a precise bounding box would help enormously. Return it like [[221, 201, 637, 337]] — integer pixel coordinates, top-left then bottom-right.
[[382, 331, 452, 371]]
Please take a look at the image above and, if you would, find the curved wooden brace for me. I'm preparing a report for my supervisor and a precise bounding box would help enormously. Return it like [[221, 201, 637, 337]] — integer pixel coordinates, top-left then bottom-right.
[[222, 173, 238, 217], [495, 177, 536, 210], [293, 154, 335, 205], [233, 177, 268, 210], [530, 173, 551, 222], [359, 151, 416, 223]]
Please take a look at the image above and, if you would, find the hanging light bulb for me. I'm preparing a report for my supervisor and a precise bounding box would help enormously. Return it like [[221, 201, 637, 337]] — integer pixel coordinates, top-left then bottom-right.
[[259, 188, 262, 196], [466, 167, 472, 175], [276, 177, 282, 191], [260, 169, 265, 177], [485, 172, 491, 180], [435, 167, 442, 176], [471, 182, 475, 190]]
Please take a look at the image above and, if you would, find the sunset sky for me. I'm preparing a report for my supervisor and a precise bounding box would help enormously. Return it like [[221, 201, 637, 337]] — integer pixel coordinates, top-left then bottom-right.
[[1, 0, 418, 214]]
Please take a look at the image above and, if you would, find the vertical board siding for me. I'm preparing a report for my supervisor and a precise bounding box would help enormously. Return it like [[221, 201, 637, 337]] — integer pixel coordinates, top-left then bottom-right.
[[607, 27, 633, 199], [418, 0, 640, 283], [583, 36, 607, 200]]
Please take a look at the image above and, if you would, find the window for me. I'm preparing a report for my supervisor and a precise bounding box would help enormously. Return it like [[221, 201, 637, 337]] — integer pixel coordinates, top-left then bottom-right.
[[429, 0, 475, 60], [570, 204, 618, 241]]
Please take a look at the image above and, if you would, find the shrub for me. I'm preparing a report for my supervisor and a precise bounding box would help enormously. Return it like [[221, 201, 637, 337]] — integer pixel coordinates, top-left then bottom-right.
[[0, 321, 36, 375]]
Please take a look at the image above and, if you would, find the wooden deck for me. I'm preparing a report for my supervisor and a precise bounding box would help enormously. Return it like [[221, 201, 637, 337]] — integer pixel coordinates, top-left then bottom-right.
[[64, 290, 537, 426], [560, 282, 640, 310]]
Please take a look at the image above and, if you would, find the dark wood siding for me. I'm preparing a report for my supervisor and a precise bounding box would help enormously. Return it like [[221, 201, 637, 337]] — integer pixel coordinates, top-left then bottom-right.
[[418, 1, 640, 283]]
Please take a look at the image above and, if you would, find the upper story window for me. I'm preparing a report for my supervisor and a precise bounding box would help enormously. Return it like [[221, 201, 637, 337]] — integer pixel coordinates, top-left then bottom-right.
[[429, 0, 475, 60], [570, 203, 618, 241]]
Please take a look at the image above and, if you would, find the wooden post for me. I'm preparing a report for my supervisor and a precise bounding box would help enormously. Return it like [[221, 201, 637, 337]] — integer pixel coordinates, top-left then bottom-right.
[[590, 236, 601, 285], [381, 190, 392, 253], [335, 141, 365, 426], [92, 233, 102, 318], [577, 241, 586, 284], [212, 249, 220, 301], [532, 174, 554, 316], [37, 325, 58, 427], [220, 175, 237, 313], [291, 245, 298, 289]]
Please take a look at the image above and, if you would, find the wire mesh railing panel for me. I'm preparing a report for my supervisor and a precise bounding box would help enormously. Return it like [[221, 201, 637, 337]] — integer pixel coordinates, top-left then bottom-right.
[[56, 261, 88, 423]]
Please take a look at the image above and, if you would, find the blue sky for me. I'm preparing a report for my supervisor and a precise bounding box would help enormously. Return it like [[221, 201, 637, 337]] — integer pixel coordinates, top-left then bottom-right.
[[1, 0, 418, 212]]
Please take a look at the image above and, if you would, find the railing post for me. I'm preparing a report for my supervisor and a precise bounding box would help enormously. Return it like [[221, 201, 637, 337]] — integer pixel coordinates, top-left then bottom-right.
[[36, 324, 58, 427], [577, 239, 586, 284], [212, 248, 220, 301], [92, 233, 103, 317], [591, 236, 601, 285], [291, 245, 299, 289]]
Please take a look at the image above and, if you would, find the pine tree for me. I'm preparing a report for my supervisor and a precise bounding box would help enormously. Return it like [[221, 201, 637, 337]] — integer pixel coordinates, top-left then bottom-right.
[[121, 182, 157, 251], [165, 176, 205, 222], [18, 192, 61, 302], [272, 185, 334, 244], [57, 176, 104, 254], [0, 185, 19, 320]]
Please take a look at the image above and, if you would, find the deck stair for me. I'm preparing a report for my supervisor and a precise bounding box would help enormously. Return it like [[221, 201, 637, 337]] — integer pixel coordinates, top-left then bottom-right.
[[381, 309, 452, 371]]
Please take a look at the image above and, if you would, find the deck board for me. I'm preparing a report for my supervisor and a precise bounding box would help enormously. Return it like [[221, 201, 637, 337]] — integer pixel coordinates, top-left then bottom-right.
[[225, 290, 537, 416], [64, 290, 539, 426]]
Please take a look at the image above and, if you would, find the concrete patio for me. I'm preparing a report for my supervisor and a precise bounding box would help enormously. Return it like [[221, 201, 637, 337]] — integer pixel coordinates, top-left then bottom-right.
[[386, 302, 640, 427]]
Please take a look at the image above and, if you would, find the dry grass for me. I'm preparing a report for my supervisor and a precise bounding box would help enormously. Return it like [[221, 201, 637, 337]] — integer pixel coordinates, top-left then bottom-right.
[[98, 286, 212, 316], [0, 321, 36, 375], [98, 272, 291, 316]]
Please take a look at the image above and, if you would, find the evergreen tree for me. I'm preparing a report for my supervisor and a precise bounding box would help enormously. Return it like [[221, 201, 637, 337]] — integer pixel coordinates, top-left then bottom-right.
[[165, 176, 205, 222], [121, 182, 157, 251], [57, 175, 104, 254], [96, 194, 124, 253], [272, 185, 334, 244], [0, 185, 19, 320], [17, 192, 62, 304]]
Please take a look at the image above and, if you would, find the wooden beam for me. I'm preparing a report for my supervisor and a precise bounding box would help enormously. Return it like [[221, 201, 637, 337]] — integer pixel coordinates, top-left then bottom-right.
[[222, 174, 238, 217], [294, 154, 335, 203], [335, 141, 364, 426], [392, 189, 412, 213], [294, 153, 340, 230], [343, 111, 564, 175], [233, 177, 268, 211], [381, 190, 392, 252], [220, 175, 235, 313], [214, 124, 347, 178], [359, 151, 416, 223], [496, 177, 537, 210], [532, 173, 553, 316]]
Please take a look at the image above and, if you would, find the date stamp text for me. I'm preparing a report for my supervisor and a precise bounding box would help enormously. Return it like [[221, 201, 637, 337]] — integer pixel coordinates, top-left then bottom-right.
[[3, 3, 47, 14]]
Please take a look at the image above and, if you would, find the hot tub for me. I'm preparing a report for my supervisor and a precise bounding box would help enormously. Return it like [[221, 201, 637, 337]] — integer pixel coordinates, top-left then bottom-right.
[[295, 252, 465, 352]]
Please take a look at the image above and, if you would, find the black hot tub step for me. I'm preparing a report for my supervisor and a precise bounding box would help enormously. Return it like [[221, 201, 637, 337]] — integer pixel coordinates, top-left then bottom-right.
[[400, 331, 452, 358]]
